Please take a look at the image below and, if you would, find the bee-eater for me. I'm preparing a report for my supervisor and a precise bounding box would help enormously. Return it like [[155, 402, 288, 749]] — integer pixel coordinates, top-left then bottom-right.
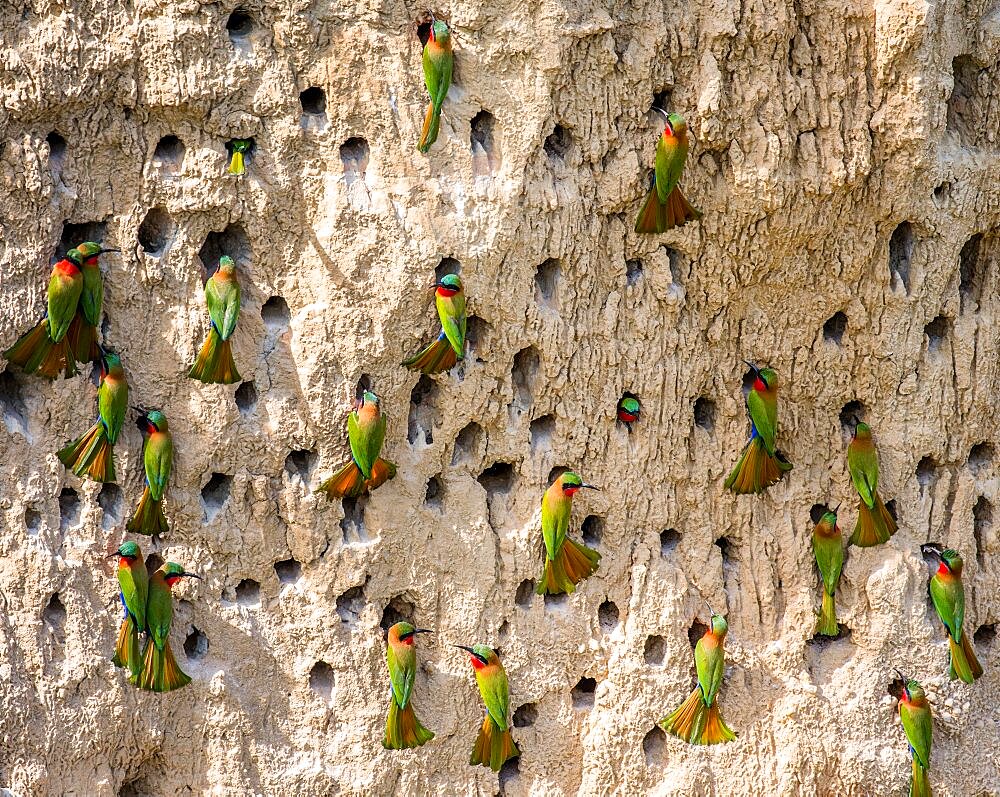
[[535, 472, 601, 596], [660, 614, 736, 745], [127, 410, 173, 536], [634, 110, 701, 234], [456, 644, 519, 772], [812, 509, 844, 636], [189, 255, 241, 384], [921, 544, 983, 683], [316, 391, 397, 499], [228, 139, 251, 175], [3, 248, 86, 379], [108, 541, 148, 681], [897, 674, 933, 797], [617, 392, 641, 432], [417, 18, 453, 153], [136, 562, 201, 692], [847, 421, 897, 546], [402, 274, 466, 374], [67, 242, 117, 363], [724, 363, 792, 494], [57, 349, 128, 482], [383, 622, 435, 749]]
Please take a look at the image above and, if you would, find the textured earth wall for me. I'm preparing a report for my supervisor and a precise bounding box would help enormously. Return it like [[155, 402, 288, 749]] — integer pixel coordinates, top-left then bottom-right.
[[2, 0, 1000, 794]]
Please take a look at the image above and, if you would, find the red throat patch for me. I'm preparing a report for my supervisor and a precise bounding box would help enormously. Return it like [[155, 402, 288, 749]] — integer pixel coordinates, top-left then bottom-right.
[[436, 286, 459, 297], [753, 377, 766, 393], [937, 562, 950, 576], [563, 486, 580, 496], [468, 655, 486, 670]]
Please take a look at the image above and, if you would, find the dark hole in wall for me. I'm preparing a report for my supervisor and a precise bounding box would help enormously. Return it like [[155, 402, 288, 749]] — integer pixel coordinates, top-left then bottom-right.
[[451, 421, 483, 466], [534, 258, 560, 307], [59, 221, 108, 258], [226, 9, 254, 39], [884, 500, 899, 524], [688, 619, 709, 649], [934, 182, 950, 202], [625, 259, 643, 286], [888, 221, 914, 293], [543, 592, 568, 609], [340, 137, 369, 185], [25, 507, 42, 535], [201, 473, 232, 521], [466, 315, 490, 360], [571, 676, 597, 708], [235, 578, 260, 606], [823, 311, 848, 345], [659, 528, 681, 556], [284, 449, 316, 482], [959, 233, 985, 311], [59, 487, 80, 531], [651, 88, 672, 114], [425, 474, 444, 508], [529, 413, 555, 453], [946, 55, 982, 147], [300, 87, 326, 115], [974, 623, 997, 646], [0, 370, 28, 438], [235, 381, 257, 414], [415, 17, 433, 46], [547, 465, 570, 484], [916, 456, 937, 491], [274, 558, 301, 584], [44, 593, 66, 631], [665, 246, 684, 286], [46, 130, 67, 166], [598, 600, 620, 631], [810, 503, 830, 524], [98, 483, 122, 528], [261, 296, 290, 331], [544, 124, 573, 161], [582, 515, 604, 546], [184, 627, 209, 659], [513, 702, 537, 727], [644, 634, 666, 665], [643, 726, 668, 767], [974, 495, 993, 565], [924, 315, 951, 355], [309, 661, 334, 699], [840, 401, 865, 436], [355, 374, 372, 399], [478, 462, 515, 495], [470, 110, 501, 175], [407, 374, 437, 445], [741, 366, 757, 398], [434, 257, 461, 282], [379, 595, 416, 632], [498, 757, 520, 794], [224, 137, 255, 169], [144, 553, 164, 575], [198, 224, 251, 282], [808, 624, 852, 646], [336, 585, 366, 624], [340, 495, 368, 543], [153, 135, 185, 169], [515, 579, 535, 608], [968, 442, 994, 474], [511, 346, 541, 409], [693, 397, 715, 432]]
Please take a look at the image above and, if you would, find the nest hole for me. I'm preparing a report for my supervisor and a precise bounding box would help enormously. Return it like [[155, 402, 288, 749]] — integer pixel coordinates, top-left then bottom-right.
[[340, 137, 369, 185], [300, 86, 326, 115], [406, 375, 437, 445], [823, 311, 847, 345], [152, 135, 185, 170], [659, 528, 681, 556], [888, 221, 914, 293], [58, 487, 80, 531], [515, 579, 536, 608], [379, 595, 416, 632], [274, 558, 301, 584], [201, 473, 232, 521], [335, 585, 366, 625], [644, 634, 666, 665], [184, 627, 209, 659]]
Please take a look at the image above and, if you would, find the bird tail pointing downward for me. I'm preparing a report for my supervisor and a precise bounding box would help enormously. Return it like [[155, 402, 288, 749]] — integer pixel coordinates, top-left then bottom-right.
[[4, 319, 76, 379], [536, 538, 601, 596], [817, 590, 839, 637], [470, 714, 519, 772], [418, 102, 442, 153], [402, 332, 459, 374], [127, 485, 168, 536], [724, 435, 792, 494], [189, 326, 240, 384], [113, 612, 143, 680], [137, 638, 191, 693], [58, 421, 116, 482], [383, 697, 434, 750], [849, 491, 897, 547], [948, 630, 983, 683], [910, 755, 931, 797]]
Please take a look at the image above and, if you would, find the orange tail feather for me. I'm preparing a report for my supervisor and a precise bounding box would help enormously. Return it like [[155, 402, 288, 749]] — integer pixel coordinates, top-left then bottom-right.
[[724, 436, 792, 494], [634, 185, 667, 234], [700, 701, 736, 744], [67, 313, 100, 363], [536, 538, 600, 596], [660, 687, 707, 743], [364, 458, 397, 493], [664, 185, 702, 230], [470, 715, 519, 772], [316, 460, 366, 499], [112, 614, 143, 679], [418, 102, 441, 153], [137, 638, 191, 693], [383, 698, 435, 749], [402, 334, 459, 374], [126, 486, 168, 536], [58, 421, 116, 482], [188, 327, 240, 384], [961, 630, 984, 680], [849, 491, 897, 547], [4, 320, 76, 378]]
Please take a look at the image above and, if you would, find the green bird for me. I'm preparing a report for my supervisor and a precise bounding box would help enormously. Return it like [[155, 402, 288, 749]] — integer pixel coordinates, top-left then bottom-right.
[[4, 248, 85, 379], [536, 471, 601, 595], [617, 392, 641, 432], [634, 110, 701, 233], [660, 614, 737, 745], [897, 674, 933, 797], [57, 349, 128, 482], [812, 508, 844, 636], [316, 390, 397, 499], [136, 562, 201, 692], [402, 274, 466, 374], [189, 255, 241, 384], [456, 644, 519, 772], [127, 410, 174, 536], [108, 541, 149, 681], [417, 18, 453, 153], [921, 544, 983, 683], [228, 139, 251, 175], [724, 362, 792, 494], [847, 421, 897, 546], [67, 242, 118, 363], [383, 622, 435, 749]]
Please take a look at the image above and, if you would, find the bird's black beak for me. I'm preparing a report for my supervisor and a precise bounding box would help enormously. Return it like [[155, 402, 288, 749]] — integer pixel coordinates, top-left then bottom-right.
[[921, 543, 943, 559], [95, 248, 121, 256], [179, 572, 203, 580], [413, 628, 433, 635], [106, 550, 122, 560], [743, 360, 761, 377], [581, 484, 600, 491], [454, 645, 474, 654], [832, 503, 841, 514]]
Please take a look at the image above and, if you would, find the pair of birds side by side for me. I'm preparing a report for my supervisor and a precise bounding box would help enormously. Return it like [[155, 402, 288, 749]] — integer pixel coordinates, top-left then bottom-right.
[[110, 541, 201, 692], [382, 623, 518, 773]]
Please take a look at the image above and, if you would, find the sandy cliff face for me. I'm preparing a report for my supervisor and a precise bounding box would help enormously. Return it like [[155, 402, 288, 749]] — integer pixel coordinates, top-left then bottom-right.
[[2, 0, 1000, 794]]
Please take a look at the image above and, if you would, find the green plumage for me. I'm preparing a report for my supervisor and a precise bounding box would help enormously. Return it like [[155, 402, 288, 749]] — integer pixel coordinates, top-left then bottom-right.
[[653, 115, 688, 204], [695, 616, 727, 706], [143, 413, 173, 501], [206, 257, 241, 341], [812, 511, 843, 636], [418, 21, 453, 153], [848, 423, 878, 508], [349, 391, 385, 481], [112, 542, 149, 679], [747, 368, 779, 454], [77, 242, 104, 325], [46, 251, 85, 343], [98, 353, 128, 445], [474, 648, 510, 732], [541, 481, 571, 561], [136, 562, 195, 692], [929, 558, 964, 645], [898, 679, 932, 795], [388, 636, 416, 710], [402, 274, 466, 373], [437, 288, 466, 359]]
